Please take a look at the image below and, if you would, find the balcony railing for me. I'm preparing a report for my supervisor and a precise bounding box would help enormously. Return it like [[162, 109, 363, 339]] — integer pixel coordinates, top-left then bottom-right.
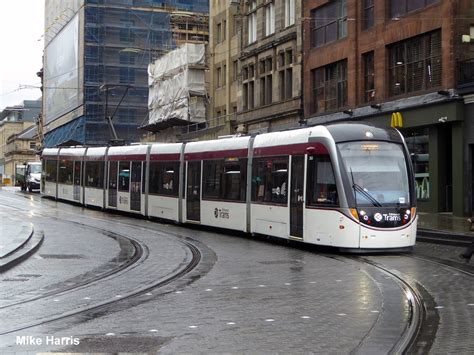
[[458, 59, 474, 89]]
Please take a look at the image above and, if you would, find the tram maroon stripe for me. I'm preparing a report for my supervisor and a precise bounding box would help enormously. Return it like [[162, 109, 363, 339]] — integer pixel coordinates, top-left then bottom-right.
[[185, 148, 248, 160], [56, 155, 77, 161], [83, 156, 105, 161], [253, 143, 328, 157], [107, 154, 147, 161], [150, 153, 181, 161]]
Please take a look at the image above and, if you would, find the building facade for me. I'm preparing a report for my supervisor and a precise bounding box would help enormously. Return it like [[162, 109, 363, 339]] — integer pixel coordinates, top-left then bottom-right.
[[0, 100, 41, 183], [237, 0, 303, 134], [4, 126, 40, 186], [42, 0, 208, 148], [303, 0, 474, 216], [206, 0, 240, 139]]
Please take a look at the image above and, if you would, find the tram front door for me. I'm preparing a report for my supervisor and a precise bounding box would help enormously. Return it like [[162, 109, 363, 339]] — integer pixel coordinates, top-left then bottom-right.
[[290, 155, 304, 239], [186, 161, 201, 222]]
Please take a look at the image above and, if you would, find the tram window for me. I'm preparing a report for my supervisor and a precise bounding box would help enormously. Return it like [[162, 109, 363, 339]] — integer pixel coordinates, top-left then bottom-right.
[[118, 161, 130, 192], [85, 161, 104, 188], [203, 159, 247, 201], [149, 161, 180, 196], [306, 155, 339, 206], [142, 162, 147, 194], [45, 160, 57, 182], [58, 159, 74, 185], [252, 156, 288, 205]]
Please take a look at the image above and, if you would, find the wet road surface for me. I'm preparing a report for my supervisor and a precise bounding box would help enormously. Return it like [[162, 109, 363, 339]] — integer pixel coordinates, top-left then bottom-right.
[[0, 188, 473, 353]]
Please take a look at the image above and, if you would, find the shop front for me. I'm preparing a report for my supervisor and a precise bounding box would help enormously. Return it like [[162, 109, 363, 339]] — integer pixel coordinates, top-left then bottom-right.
[[364, 100, 466, 216]]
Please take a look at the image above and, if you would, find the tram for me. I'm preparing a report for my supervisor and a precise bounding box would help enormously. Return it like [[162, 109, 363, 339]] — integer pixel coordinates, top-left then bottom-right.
[[41, 123, 417, 252]]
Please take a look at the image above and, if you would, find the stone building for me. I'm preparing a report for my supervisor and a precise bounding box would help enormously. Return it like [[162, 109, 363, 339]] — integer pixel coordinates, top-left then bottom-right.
[[302, 0, 474, 216]]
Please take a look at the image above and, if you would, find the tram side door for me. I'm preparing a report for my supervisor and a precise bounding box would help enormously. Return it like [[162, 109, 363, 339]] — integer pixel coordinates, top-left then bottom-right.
[[186, 161, 201, 222], [290, 155, 304, 239], [108, 161, 118, 208], [130, 161, 141, 212], [73, 161, 81, 201]]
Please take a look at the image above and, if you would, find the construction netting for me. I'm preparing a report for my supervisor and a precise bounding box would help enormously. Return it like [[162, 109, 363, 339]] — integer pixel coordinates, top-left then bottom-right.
[[147, 43, 206, 127]]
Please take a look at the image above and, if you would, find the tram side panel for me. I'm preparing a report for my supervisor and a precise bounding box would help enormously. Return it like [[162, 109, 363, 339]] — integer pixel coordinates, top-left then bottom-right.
[[200, 157, 248, 232], [249, 154, 291, 239], [56, 148, 86, 204], [303, 151, 360, 248], [83, 160, 106, 208], [42, 160, 58, 198], [147, 159, 181, 222], [183, 137, 251, 230]]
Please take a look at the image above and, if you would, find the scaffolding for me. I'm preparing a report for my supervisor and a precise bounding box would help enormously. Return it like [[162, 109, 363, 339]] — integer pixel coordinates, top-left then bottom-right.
[[145, 43, 207, 131], [44, 0, 208, 147]]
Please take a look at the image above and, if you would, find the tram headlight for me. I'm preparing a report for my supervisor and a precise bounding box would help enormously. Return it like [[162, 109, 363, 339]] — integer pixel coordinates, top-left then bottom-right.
[[410, 207, 416, 218]]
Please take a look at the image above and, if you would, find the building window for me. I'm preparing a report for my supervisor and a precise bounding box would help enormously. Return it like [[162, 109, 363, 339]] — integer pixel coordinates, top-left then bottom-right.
[[285, 0, 295, 27], [119, 20, 135, 43], [223, 64, 227, 86], [363, 51, 375, 102], [388, 30, 441, 97], [389, 0, 439, 19], [312, 60, 348, 113], [243, 63, 255, 110], [217, 67, 222, 88], [259, 58, 273, 106], [232, 60, 238, 82], [248, 0, 257, 44], [223, 20, 227, 41], [404, 128, 430, 200], [265, 2, 275, 36], [311, 0, 347, 48], [29, 141, 36, 150], [119, 67, 135, 84], [251, 156, 288, 205], [278, 49, 293, 101], [216, 22, 222, 44], [119, 52, 135, 65], [363, 0, 374, 29]]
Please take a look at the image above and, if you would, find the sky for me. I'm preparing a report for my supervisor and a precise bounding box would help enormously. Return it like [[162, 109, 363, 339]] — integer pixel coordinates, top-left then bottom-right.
[[0, 0, 45, 110]]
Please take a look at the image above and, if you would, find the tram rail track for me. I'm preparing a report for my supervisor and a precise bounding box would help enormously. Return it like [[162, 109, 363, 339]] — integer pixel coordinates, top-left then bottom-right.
[[0, 197, 203, 336], [343, 255, 435, 355]]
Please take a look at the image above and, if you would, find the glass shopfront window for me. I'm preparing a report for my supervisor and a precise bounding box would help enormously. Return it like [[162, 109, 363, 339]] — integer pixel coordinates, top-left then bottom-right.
[[404, 128, 429, 200]]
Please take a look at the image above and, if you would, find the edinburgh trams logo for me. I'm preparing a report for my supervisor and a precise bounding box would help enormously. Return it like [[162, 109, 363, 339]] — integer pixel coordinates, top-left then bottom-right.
[[214, 208, 230, 219], [374, 212, 401, 222]]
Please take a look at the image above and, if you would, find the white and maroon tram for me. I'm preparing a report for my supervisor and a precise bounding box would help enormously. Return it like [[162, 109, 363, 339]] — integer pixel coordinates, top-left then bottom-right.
[[41, 123, 417, 252]]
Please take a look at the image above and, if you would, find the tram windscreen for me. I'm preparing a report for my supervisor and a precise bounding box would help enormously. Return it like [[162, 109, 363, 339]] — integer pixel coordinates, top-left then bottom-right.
[[338, 141, 410, 206]]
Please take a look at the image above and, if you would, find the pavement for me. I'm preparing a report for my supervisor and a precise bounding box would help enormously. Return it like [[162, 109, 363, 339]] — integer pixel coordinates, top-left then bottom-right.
[[0, 203, 44, 272], [418, 212, 474, 236]]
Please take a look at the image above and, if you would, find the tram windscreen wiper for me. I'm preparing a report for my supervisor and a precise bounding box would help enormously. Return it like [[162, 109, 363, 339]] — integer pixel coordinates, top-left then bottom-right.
[[352, 183, 382, 207]]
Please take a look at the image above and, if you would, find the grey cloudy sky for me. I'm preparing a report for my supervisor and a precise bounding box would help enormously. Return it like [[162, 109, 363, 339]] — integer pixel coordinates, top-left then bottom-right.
[[0, 0, 44, 109]]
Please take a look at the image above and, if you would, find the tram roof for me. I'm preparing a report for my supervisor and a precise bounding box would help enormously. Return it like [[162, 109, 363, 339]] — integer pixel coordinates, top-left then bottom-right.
[[254, 126, 330, 148], [184, 135, 250, 153], [108, 144, 148, 156]]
